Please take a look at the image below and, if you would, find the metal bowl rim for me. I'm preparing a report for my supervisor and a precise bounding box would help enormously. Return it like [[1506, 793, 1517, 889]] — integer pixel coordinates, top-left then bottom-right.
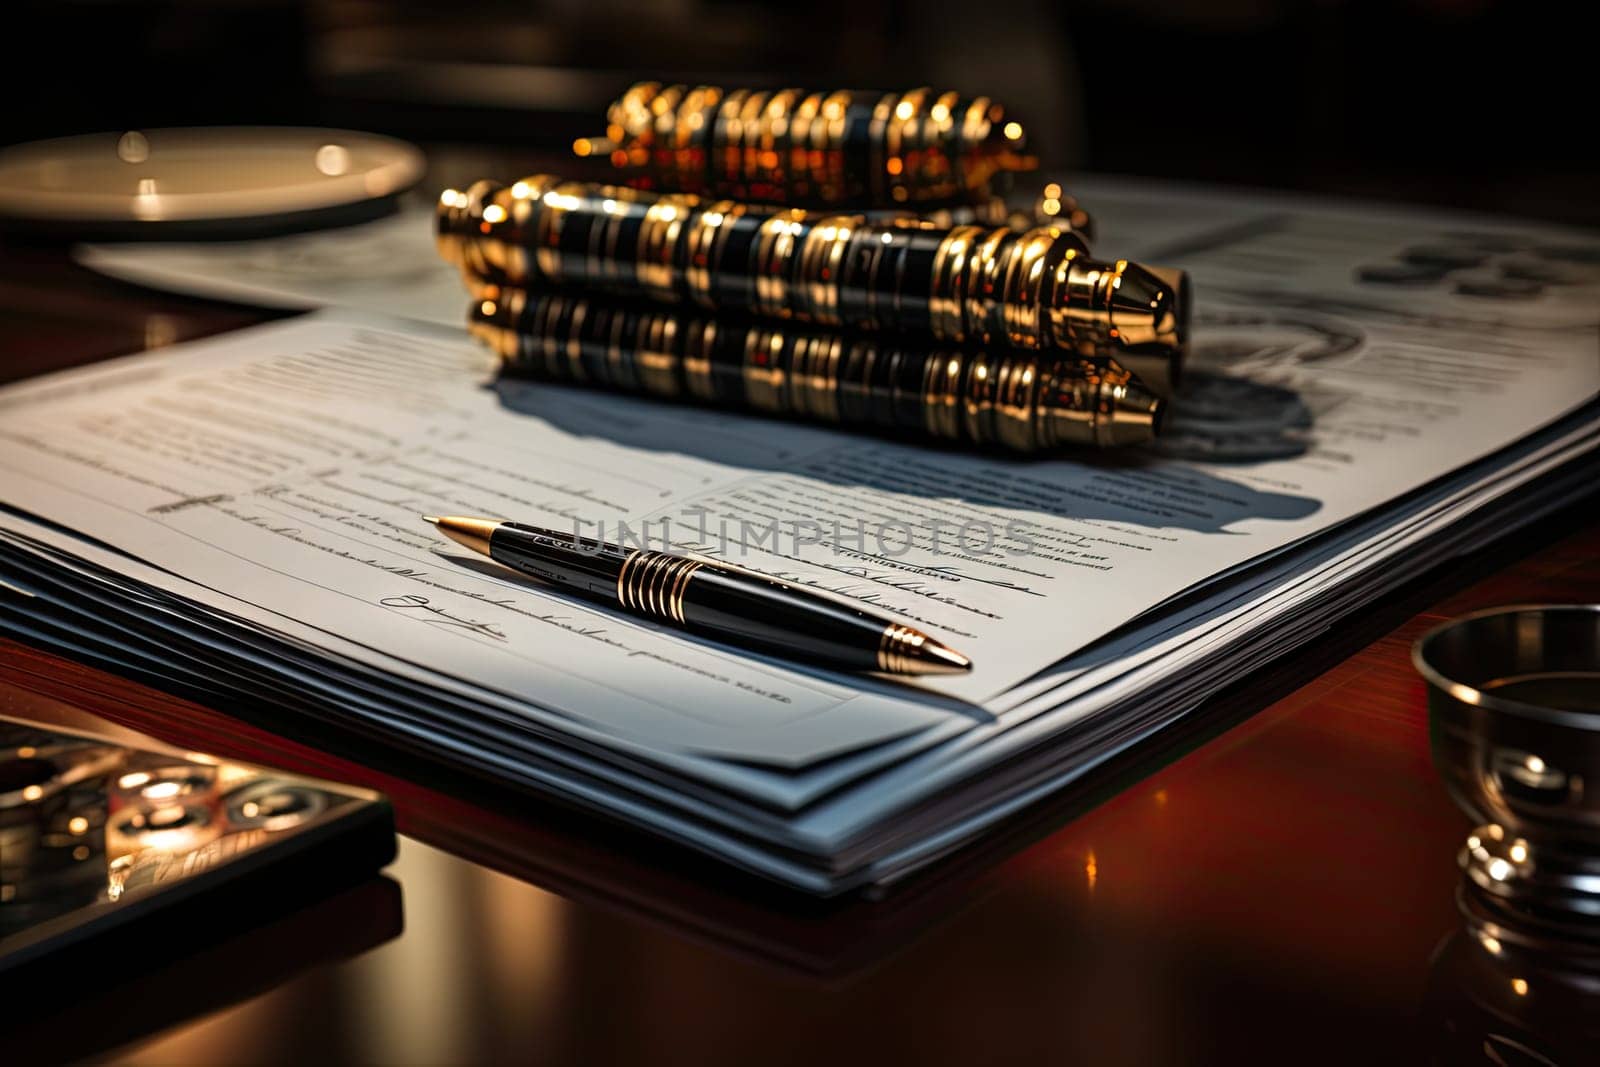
[[1413, 602, 1600, 730]]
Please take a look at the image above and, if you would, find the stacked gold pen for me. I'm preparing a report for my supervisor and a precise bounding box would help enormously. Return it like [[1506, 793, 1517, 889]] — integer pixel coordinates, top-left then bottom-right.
[[437, 82, 1190, 452]]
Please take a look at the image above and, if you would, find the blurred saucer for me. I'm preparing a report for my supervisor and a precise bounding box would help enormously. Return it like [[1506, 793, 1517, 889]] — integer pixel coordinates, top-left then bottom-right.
[[0, 127, 426, 239]]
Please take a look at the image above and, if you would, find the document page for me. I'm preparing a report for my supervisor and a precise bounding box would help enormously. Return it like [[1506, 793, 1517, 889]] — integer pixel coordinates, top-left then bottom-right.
[[0, 280, 1592, 725], [0, 320, 971, 767]]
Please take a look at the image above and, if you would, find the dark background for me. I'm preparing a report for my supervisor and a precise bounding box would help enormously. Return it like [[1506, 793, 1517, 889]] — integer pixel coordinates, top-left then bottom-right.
[[4, 0, 1597, 223]]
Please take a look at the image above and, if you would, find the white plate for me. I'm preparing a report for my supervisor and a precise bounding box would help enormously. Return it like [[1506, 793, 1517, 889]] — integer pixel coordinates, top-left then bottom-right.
[[0, 127, 426, 235]]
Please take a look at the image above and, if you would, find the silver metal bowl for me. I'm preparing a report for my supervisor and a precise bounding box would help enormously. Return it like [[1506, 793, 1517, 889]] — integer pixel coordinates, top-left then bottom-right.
[[1417, 604, 1600, 915]]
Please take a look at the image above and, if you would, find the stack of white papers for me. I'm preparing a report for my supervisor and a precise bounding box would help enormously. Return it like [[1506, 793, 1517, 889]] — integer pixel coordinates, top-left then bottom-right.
[[3, 182, 1594, 893]]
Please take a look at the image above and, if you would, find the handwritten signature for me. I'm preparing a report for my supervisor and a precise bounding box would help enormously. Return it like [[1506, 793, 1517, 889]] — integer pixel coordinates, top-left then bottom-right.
[[379, 594, 507, 641]]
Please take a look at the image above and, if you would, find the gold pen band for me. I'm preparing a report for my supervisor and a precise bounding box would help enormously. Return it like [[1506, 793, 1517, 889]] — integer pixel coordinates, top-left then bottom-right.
[[617, 549, 704, 625], [878, 623, 947, 675]]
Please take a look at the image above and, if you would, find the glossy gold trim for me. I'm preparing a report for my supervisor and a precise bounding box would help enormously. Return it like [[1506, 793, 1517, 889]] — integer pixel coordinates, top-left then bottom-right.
[[535, 290, 563, 378], [875, 622, 972, 675], [636, 313, 680, 397], [684, 199, 736, 307], [965, 226, 1013, 344], [637, 196, 691, 301], [929, 226, 985, 341], [992, 354, 1039, 452], [644, 552, 674, 620], [736, 90, 769, 185], [615, 550, 700, 626], [754, 210, 803, 315], [533, 180, 580, 283], [812, 332, 844, 422], [616, 548, 643, 609], [563, 297, 589, 381], [795, 214, 855, 325], [682, 318, 717, 401], [742, 327, 787, 413], [962, 349, 998, 445], [650, 553, 674, 619], [1000, 229, 1061, 349], [604, 307, 627, 387], [668, 559, 703, 624]]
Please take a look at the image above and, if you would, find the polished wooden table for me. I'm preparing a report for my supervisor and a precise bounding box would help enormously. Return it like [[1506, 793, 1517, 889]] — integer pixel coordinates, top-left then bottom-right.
[[2, 232, 1596, 1066]]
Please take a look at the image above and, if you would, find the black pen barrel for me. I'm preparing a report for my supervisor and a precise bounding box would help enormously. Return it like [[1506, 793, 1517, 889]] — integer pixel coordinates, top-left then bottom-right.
[[615, 550, 889, 671], [469, 522, 961, 674], [491, 526, 883, 667], [490, 523, 629, 598]]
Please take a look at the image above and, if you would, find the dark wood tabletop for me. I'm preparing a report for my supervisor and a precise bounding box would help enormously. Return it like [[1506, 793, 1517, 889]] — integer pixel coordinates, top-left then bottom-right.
[[2, 227, 1597, 1066]]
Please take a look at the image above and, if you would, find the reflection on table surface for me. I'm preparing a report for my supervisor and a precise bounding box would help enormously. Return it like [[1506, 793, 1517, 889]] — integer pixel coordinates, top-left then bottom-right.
[[0, 512, 1596, 1065], [0, 718, 368, 943], [5, 877, 402, 1064]]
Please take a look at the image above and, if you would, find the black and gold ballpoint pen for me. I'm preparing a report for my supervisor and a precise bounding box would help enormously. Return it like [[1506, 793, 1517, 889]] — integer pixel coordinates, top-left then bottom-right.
[[424, 516, 972, 676]]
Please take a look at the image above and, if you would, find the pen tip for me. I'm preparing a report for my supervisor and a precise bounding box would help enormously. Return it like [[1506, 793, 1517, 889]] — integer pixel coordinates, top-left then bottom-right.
[[426, 515, 499, 557], [421, 515, 441, 524], [918, 639, 973, 675], [882, 627, 973, 675]]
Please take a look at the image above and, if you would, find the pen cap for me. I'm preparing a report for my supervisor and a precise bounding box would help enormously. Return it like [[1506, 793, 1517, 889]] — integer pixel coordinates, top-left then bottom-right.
[[1042, 255, 1189, 394], [1036, 357, 1165, 448]]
